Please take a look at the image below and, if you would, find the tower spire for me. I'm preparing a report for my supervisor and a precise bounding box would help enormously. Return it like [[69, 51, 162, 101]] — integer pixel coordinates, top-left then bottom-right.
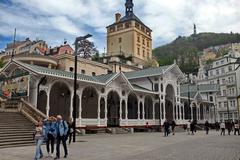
[[125, 0, 134, 16], [194, 23, 197, 35]]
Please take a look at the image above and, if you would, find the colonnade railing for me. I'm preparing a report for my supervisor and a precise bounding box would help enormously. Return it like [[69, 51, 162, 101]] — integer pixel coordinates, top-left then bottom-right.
[[0, 97, 47, 125]]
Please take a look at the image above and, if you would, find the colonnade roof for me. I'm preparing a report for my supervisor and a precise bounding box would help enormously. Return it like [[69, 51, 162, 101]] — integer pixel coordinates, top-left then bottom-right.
[[1, 60, 160, 94], [124, 65, 172, 80]]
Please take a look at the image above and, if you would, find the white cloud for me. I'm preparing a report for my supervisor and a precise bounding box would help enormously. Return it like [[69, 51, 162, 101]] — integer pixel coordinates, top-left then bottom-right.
[[50, 16, 82, 35], [0, 0, 239, 52]]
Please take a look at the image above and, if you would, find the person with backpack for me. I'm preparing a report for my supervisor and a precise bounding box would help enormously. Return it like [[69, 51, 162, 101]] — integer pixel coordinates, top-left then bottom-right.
[[45, 116, 57, 157], [54, 115, 69, 160]]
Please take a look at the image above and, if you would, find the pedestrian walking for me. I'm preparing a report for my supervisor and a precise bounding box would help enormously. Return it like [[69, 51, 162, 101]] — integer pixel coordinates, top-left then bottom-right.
[[226, 121, 232, 136], [220, 121, 225, 136], [54, 115, 69, 160], [67, 117, 74, 145], [205, 120, 210, 135], [163, 120, 170, 137], [190, 121, 195, 135], [45, 116, 57, 157], [215, 121, 220, 131], [186, 120, 191, 135], [232, 121, 235, 132], [34, 120, 46, 160], [171, 120, 176, 135], [234, 121, 239, 135]]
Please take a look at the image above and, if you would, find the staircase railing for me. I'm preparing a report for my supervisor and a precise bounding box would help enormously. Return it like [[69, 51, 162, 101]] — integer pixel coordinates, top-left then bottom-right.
[[19, 98, 47, 124]]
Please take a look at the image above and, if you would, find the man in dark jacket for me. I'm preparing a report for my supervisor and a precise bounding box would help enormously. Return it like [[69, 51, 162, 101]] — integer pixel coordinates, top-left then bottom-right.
[[226, 121, 232, 135], [190, 121, 195, 135], [205, 120, 210, 135], [171, 120, 176, 135], [163, 120, 170, 137], [54, 115, 69, 160]]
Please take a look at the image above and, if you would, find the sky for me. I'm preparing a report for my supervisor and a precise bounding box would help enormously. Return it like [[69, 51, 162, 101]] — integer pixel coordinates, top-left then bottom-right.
[[0, 0, 239, 52]]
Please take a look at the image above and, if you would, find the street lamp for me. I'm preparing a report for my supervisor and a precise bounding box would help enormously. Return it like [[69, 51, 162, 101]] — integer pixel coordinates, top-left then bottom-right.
[[227, 101, 230, 122], [237, 95, 240, 125], [213, 104, 216, 123], [187, 74, 191, 120], [73, 34, 92, 143]]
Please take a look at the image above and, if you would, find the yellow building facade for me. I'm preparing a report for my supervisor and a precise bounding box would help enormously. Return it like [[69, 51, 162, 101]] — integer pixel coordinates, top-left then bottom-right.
[[106, 0, 152, 67]]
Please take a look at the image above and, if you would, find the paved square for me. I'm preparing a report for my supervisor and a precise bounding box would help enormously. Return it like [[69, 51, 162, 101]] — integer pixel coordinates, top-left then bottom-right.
[[0, 131, 239, 160]]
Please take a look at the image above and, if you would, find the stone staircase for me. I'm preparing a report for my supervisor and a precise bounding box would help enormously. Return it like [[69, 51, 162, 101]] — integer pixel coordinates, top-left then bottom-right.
[[0, 112, 35, 149], [0, 98, 47, 149]]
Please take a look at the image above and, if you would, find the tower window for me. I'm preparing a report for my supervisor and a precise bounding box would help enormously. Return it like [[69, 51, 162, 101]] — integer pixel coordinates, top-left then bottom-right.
[[143, 50, 145, 57], [142, 38, 145, 45], [119, 37, 122, 43], [69, 67, 73, 72], [117, 24, 123, 31], [137, 48, 140, 55], [125, 22, 131, 28], [135, 23, 140, 29], [81, 70, 85, 74], [137, 36, 140, 42], [147, 41, 149, 47], [110, 26, 115, 32], [92, 72, 96, 76]]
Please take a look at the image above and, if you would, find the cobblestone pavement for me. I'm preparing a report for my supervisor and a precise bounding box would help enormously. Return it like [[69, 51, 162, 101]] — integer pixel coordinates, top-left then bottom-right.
[[0, 131, 239, 160]]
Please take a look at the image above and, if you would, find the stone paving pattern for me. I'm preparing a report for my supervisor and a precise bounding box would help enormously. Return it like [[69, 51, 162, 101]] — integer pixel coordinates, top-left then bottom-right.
[[0, 131, 239, 160]]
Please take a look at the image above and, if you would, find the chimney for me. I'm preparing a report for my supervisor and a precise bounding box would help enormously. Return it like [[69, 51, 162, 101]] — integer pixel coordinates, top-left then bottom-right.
[[115, 13, 121, 23]]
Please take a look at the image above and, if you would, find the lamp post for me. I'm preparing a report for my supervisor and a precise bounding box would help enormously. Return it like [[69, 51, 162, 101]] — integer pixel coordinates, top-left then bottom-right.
[[187, 74, 191, 120], [11, 28, 16, 60], [227, 101, 230, 122], [73, 34, 92, 143], [158, 96, 162, 132], [213, 104, 216, 123], [237, 95, 240, 125]]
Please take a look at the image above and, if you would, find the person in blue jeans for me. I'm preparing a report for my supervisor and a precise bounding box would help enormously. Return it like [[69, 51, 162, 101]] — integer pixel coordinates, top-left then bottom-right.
[[34, 120, 46, 160], [54, 115, 69, 160], [44, 116, 57, 157]]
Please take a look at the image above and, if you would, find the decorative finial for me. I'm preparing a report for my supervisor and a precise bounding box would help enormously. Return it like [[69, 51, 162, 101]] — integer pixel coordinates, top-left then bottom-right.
[[125, 0, 134, 16]]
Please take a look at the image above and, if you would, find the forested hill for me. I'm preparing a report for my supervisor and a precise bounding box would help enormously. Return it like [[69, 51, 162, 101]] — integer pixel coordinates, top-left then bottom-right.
[[153, 32, 240, 73]]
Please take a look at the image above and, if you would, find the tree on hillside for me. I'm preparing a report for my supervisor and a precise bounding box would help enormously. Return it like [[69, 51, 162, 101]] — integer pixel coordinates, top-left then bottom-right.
[[153, 32, 240, 73]]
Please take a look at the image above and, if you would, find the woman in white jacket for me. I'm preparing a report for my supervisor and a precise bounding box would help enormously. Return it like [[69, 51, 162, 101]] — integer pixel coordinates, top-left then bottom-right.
[[34, 120, 46, 160]]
